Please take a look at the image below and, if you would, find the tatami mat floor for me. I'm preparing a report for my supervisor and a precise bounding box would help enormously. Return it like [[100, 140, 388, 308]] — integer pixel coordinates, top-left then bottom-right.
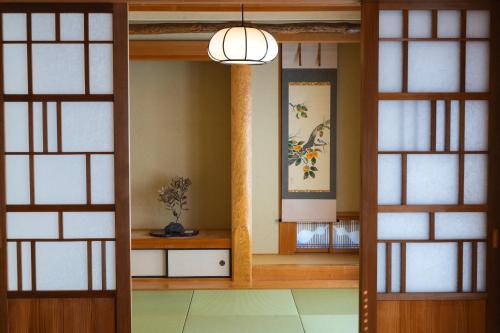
[[133, 289, 358, 333]]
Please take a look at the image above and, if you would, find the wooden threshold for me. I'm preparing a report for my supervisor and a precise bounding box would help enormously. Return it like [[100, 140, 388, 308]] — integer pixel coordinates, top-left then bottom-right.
[[253, 264, 359, 281], [132, 278, 358, 290]]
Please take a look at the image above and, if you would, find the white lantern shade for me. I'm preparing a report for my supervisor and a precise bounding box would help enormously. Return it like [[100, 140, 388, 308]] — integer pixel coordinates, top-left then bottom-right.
[[208, 27, 278, 64]]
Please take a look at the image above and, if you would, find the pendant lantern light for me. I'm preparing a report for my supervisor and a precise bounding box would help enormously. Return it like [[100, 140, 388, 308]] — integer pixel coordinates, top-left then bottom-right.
[[208, 5, 278, 64]]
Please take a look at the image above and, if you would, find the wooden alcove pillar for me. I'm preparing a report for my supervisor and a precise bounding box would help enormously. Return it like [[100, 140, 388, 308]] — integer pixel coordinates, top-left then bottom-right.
[[231, 65, 253, 285]]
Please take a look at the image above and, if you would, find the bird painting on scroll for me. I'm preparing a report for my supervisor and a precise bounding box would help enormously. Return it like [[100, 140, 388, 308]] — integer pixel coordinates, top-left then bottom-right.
[[287, 82, 332, 192]]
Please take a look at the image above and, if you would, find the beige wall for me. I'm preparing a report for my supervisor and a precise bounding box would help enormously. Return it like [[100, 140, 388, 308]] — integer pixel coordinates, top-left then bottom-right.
[[252, 43, 361, 253], [252, 60, 280, 254], [129, 44, 360, 253], [130, 61, 231, 230], [336, 43, 361, 213]]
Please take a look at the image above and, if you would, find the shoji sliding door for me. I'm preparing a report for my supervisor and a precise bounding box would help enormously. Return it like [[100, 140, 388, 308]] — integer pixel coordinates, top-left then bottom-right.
[[0, 3, 130, 332], [361, 1, 499, 333]]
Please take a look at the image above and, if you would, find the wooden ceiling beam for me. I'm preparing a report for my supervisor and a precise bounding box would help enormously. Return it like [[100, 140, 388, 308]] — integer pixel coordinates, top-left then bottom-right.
[[129, 22, 360, 35], [129, 3, 360, 12], [129, 34, 360, 61]]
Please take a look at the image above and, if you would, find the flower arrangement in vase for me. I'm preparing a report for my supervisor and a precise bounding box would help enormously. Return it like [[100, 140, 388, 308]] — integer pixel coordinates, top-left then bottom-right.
[[155, 176, 198, 237]]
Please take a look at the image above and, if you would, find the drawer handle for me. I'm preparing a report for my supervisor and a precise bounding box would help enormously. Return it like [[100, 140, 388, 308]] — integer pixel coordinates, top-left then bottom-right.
[[219, 260, 226, 267]]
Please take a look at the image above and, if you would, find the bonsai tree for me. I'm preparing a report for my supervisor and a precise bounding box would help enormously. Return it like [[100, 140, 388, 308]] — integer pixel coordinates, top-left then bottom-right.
[[158, 176, 192, 234]]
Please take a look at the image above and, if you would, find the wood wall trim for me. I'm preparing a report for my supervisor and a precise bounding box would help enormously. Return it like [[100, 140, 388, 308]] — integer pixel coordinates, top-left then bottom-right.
[[129, 35, 360, 61], [129, 40, 210, 60], [278, 222, 297, 254], [113, 4, 131, 333], [360, 2, 379, 333], [274, 32, 360, 43], [487, 1, 500, 333]]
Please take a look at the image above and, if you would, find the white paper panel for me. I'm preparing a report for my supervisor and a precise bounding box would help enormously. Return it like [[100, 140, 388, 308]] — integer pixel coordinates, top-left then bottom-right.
[[391, 243, 401, 293], [7, 242, 17, 291], [6, 155, 30, 205], [406, 242, 458, 292], [61, 102, 114, 152], [379, 11, 402, 38], [91, 241, 102, 290], [131, 250, 167, 277], [407, 154, 458, 204], [33, 102, 43, 152], [4, 102, 29, 152], [435, 101, 445, 151], [465, 101, 488, 151], [465, 42, 489, 93], [450, 100, 459, 151], [408, 42, 460, 92], [464, 154, 488, 204], [106, 241, 116, 290], [21, 242, 31, 291], [91, 154, 115, 204], [36, 242, 87, 290], [477, 242, 486, 292], [378, 100, 430, 151], [34, 155, 86, 204], [7, 212, 59, 239], [60, 13, 84, 41], [47, 102, 58, 152], [437, 10, 461, 38], [378, 213, 429, 240], [2, 14, 27, 41], [379, 42, 402, 93], [32, 44, 85, 94], [31, 14, 55, 41], [167, 249, 230, 277], [63, 212, 115, 239], [3, 44, 28, 94], [89, 13, 113, 41], [409, 10, 432, 38], [378, 154, 401, 205], [435, 212, 487, 240], [466, 10, 490, 38], [89, 44, 113, 94], [463, 242, 472, 292], [377, 243, 386, 293]]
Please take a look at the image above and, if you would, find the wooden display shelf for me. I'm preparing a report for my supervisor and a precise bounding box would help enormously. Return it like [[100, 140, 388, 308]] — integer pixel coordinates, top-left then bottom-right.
[[131, 229, 231, 249]]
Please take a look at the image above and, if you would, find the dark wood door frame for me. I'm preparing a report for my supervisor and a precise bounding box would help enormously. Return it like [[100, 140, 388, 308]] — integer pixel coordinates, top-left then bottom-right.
[[487, 2, 500, 333], [360, 0, 499, 332], [359, 2, 379, 332], [0, 3, 131, 333]]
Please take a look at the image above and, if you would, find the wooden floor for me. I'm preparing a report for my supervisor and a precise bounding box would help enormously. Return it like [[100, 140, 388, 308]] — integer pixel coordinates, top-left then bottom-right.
[[133, 254, 359, 290]]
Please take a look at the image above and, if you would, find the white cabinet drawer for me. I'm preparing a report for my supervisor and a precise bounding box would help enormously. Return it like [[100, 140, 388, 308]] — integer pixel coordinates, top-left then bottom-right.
[[131, 250, 166, 277], [167, 249, 230, 277]]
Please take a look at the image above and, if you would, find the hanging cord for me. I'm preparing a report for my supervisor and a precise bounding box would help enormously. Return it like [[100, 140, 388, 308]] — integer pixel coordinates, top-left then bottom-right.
[[241, 4, 244, 26], [317, 43, 322, 67], [298, 43, 302, 67]]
